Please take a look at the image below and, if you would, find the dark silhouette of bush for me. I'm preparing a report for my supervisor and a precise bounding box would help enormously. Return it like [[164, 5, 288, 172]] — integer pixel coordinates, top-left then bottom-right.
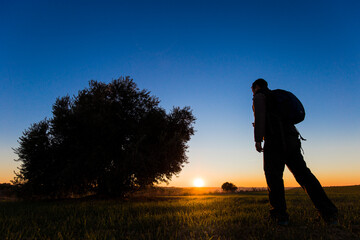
[[13, 77, 195, 198], [221, 182, 237, 193]]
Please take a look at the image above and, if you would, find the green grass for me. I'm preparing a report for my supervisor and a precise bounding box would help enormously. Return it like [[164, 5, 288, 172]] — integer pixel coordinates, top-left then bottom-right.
[[1, 186, 360, 239]]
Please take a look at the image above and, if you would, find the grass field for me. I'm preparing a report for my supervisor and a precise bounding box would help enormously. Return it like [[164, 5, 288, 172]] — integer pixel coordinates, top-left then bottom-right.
[[1, 186, 360, 240]]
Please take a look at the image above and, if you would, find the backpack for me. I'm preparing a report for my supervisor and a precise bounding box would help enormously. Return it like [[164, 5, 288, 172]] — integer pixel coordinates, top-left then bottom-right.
[[271, 89, 305, 124]]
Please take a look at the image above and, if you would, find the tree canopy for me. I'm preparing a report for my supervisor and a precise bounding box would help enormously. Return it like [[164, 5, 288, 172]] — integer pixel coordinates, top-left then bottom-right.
[[13, 77, 195, 197], [221, 182, 237, 193]]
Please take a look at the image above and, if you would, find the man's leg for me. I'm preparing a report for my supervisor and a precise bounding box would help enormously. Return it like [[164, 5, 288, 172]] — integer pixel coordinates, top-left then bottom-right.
[[285, 136, 338, 220], [264, 141, 288, 221]]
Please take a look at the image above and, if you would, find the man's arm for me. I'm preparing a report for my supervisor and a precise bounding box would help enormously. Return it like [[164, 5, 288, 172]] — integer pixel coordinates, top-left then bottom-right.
[[253, 93, 266, 152]]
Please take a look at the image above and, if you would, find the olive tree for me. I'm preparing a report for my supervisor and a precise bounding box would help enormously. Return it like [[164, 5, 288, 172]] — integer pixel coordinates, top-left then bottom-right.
[[14, 77, 195, 197]]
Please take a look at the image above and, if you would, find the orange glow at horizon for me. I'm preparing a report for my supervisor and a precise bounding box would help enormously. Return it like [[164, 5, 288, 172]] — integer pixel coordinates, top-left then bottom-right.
[[1, 168, 360, 188]]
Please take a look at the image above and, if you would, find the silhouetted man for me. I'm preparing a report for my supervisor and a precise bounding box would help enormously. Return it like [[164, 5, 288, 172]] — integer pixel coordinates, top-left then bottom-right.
[[252, 78, 338, 226]]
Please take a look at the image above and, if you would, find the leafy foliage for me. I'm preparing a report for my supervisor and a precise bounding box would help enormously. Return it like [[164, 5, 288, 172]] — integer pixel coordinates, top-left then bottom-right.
[[13, 77, 195, 197], [221, 182, 237, 192]]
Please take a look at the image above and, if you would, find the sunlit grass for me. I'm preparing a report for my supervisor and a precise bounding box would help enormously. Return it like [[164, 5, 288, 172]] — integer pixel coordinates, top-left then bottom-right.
[[1, 186, 359, 239]]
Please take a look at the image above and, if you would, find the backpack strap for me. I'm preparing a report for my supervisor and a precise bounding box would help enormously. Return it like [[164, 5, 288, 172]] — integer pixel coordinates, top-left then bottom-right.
[[294, 126, 306, 154], [294, 126, 306, 141]]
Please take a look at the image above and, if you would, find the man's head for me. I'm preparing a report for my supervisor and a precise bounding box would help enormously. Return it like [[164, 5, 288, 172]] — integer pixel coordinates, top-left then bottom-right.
[[251, 78, 268, 94]]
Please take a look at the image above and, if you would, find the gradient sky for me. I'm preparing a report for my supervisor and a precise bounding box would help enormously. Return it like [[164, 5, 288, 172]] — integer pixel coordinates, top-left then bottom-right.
[[1, 0, 359, 187]]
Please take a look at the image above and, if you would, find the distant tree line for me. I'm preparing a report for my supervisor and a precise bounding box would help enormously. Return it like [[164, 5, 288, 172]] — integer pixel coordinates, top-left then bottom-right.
[[0, 183, 15, 197], [221, 183, 266, 193], [13, 77, 195, 198]]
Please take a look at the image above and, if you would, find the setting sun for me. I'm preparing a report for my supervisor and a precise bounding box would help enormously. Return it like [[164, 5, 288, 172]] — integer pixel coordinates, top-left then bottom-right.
[[193, 178, 205, 187]]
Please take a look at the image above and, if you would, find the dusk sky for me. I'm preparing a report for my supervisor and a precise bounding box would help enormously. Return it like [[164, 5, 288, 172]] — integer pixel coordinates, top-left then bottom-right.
[[1, 0, 359, 187]]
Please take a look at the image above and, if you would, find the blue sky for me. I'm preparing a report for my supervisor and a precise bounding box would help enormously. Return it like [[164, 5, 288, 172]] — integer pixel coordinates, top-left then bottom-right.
[[1, 0, 359, 187]]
